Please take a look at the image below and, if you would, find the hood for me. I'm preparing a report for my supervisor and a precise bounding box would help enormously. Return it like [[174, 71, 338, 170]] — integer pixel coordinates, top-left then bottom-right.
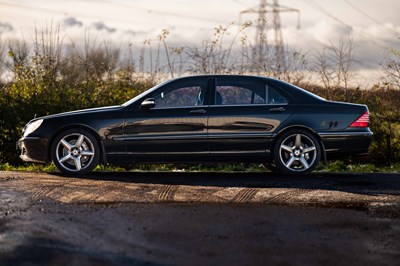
[[33, 105, 123, 121]]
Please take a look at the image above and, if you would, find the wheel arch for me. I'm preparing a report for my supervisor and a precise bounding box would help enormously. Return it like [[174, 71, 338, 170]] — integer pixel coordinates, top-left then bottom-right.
[[271, 125, 327, 164], [48, 124, 107, 164]]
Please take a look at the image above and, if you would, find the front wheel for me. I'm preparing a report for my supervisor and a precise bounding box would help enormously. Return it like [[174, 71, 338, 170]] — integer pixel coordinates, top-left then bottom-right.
[[51, 129, 100, 174], [273, 130, 321, 175]]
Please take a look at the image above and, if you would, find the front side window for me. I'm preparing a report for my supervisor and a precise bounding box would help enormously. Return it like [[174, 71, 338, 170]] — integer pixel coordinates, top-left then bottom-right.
[[154, 86, 203, 108]]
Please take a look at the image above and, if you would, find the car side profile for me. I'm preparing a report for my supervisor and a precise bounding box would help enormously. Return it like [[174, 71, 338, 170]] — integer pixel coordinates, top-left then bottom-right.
[[17, 75, 372, 174]]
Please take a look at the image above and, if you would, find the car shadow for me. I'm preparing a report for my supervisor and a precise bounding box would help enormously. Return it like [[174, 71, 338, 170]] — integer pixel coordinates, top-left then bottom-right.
[[48, 171, 400, 197]]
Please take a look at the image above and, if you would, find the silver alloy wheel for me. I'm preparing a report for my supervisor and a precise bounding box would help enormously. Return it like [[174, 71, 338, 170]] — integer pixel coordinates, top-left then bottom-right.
[[279, 133, 317, 172], [55, 133, 95, 172]]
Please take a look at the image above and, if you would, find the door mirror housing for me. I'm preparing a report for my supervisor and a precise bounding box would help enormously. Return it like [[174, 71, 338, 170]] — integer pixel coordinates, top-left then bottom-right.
[[140, 98, 156, 110]]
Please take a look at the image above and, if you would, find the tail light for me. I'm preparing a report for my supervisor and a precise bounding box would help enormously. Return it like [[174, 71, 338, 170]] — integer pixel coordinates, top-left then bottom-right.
[[349, 111, 370, 128]]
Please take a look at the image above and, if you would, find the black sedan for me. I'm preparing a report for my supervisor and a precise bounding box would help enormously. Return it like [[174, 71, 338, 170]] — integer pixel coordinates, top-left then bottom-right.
[[17, 75, 372, 174]]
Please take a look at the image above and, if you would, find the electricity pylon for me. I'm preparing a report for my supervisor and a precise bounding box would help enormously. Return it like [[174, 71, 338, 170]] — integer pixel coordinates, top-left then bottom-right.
[[239, 0, 300, 71]]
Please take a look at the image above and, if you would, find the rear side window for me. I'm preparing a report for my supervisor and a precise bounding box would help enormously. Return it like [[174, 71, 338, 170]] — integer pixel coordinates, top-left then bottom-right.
[[268, 87, 288, 104], [215, 83, 288, 105], [216, 86, 265, 105]]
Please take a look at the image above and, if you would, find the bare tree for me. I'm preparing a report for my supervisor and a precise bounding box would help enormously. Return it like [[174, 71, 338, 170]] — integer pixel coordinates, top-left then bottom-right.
[[314, 48, 334, 90], [0, 40, 5, 79], [382, 47, 400, 88], [168, 46, 187, 77], [330, 39, 356, 93], [313, 38, 356, 99], [32, 22, 65, 84], [65, 30, 121, 86], [59, 43, 83, 86], [280, 49, 309, 85], [7, 39, 30, 80], [186, 25, 233, 74], [158, 28, 174, 78], [186, 22, 252, 75], [118, 43, 136, 83]]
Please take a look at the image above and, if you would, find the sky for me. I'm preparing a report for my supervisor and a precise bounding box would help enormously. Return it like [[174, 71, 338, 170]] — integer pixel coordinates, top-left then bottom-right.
[[0, 0, 399, 84]]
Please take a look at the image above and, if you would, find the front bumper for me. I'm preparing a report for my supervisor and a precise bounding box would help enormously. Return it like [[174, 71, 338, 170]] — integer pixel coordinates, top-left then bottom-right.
[[17, 136, 49, 163], [319, 131, 373, 158]]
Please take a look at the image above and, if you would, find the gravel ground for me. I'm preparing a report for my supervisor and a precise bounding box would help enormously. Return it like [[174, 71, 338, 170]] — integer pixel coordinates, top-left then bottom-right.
[[0, 171, 399, 265]]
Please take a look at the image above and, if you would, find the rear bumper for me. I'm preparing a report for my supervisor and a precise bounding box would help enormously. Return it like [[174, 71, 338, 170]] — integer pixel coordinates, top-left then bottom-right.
[[319, 131, 373, 159], [17, 137, 49, 163]]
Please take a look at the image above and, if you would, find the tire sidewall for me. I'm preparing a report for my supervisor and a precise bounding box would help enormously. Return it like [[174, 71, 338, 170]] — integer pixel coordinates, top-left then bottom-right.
[[51, 128, 100, 175], [273, 130, 321, 175]]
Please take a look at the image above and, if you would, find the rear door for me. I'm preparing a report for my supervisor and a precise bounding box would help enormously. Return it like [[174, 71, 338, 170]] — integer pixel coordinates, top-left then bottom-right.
[[208, 76, 296, 157]]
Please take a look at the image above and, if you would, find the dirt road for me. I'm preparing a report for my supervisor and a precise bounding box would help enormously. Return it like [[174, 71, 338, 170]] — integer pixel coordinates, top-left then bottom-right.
[[1, 171, 399, 265]]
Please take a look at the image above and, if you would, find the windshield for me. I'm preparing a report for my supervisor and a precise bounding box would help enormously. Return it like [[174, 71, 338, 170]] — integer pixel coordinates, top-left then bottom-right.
[[121, 80, 170, 107]]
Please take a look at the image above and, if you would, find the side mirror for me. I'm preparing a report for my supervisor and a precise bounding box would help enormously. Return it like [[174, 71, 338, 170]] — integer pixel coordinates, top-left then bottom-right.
[[140, 98, 156, 110]]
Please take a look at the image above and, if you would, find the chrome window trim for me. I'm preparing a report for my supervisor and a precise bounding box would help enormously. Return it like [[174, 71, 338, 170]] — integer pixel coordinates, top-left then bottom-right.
[[208, 133, 273, 139], [209, 103, 289, 108], [209, 150, 266, 154], [318, 132, 373, 137], [151, 103, 288, 110], [108, 151, 210, 155], [118, 132, 273, 142], [121, 134, 207, 141], [152, 105, 208, 110], [19, 136, 40, 140]]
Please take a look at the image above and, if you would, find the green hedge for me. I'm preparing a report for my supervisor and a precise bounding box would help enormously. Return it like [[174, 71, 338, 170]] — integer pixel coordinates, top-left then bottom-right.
[[0, 78, 154, 165], [1, 78, 399, 166]]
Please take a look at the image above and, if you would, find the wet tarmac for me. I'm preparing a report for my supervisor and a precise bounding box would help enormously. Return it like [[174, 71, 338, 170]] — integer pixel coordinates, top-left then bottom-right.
[[1, 171, 399, 265]]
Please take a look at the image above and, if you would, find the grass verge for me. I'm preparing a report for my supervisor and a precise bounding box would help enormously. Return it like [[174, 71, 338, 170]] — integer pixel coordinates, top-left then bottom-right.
[[0, 161, 399, 173]]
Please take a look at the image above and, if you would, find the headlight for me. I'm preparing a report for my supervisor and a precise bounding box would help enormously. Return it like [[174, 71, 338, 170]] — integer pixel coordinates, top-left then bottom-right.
[[23, 119, 43, 137]]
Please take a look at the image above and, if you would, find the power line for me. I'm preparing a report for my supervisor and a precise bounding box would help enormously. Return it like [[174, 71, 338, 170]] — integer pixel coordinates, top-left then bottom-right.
[[297, 0, 395, 75], [0, 1, 155, 27], [231, 0, 250, 7], [105, 0, 229, 25], [0, 1, 67, 16], [342, 0, 399, 35], [0, 0, 221, 30], [305, 0, 349, 28], [301, 0, 389, 49], [344, 0, 381, 25]]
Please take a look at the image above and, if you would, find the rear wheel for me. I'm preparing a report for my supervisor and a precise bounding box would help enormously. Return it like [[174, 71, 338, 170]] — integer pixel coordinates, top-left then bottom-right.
[[51, 129, 100, 174], [273, 130, 321, 174]]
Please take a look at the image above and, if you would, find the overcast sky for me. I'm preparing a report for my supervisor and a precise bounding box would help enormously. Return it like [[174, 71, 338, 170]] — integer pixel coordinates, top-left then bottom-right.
[[1, 0, 399, 84]]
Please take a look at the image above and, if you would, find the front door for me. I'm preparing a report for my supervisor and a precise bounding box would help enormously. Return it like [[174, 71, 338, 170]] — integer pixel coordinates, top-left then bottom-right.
[[123, 77, 210, 160]]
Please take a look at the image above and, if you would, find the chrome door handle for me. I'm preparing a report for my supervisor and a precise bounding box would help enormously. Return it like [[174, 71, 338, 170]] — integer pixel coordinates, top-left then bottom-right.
[[269, 107, 286, 112], [190, 109, 207, 115]]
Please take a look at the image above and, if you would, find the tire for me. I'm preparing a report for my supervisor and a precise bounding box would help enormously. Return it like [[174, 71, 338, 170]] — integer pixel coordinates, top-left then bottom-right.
[[51, 129, 100, 174], [273, 130, 321, 175]]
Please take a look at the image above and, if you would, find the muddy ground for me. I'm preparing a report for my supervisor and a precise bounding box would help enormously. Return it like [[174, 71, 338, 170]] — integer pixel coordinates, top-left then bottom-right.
[[0, 171, 399, 265]]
